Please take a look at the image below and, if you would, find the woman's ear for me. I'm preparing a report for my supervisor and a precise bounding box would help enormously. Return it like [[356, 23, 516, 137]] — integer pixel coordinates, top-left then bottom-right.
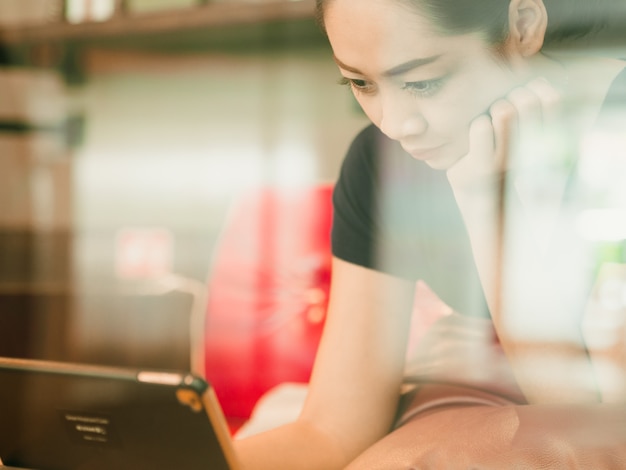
[[505, 0, 548, 57]]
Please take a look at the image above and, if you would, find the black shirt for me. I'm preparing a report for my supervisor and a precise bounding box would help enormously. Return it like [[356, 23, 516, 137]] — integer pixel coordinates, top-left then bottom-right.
[[331, 124, 488, 318]]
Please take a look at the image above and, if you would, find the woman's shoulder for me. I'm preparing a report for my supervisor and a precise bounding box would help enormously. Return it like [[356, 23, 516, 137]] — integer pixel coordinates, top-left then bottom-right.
[[353, 122, 386, 142], [340, 124, 387, 181], [562, 55, 625, 127], [594, 58, 626, 126], [346, 124, 389, 158], [342, 124, 410, 172]]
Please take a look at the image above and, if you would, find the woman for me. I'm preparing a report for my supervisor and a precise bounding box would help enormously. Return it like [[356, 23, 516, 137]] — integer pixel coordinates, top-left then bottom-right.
[[235, 0, 626, 468]]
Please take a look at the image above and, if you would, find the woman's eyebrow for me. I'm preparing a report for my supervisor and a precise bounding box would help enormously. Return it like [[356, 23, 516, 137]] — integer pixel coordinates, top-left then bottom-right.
[[383, 56, 441, 77], [333, 55, 442, 77]]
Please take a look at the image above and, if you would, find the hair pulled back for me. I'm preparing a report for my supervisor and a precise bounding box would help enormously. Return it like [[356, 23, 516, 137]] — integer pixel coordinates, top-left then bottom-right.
[[315, 0, 618, 47]]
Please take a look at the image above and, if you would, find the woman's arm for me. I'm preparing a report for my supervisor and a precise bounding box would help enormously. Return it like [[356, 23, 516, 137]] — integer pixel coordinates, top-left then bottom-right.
[[446, 79, 601, 404], [234, 256, 416, 469]]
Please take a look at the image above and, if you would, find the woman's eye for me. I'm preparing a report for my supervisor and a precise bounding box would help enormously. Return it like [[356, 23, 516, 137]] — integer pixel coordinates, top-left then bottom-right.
[[338, 77, 376, 94], [402, 78, 445, 97]]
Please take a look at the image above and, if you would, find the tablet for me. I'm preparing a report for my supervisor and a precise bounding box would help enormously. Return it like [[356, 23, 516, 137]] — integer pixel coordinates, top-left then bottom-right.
[[0, 357, 240, 470]]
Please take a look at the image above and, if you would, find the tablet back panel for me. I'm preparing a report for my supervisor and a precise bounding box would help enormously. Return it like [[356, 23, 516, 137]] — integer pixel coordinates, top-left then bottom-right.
[[0, 357, 238, 470]]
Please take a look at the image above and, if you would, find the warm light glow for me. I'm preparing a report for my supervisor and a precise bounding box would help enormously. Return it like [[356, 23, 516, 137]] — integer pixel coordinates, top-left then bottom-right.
[[66, 0, 115, 24]]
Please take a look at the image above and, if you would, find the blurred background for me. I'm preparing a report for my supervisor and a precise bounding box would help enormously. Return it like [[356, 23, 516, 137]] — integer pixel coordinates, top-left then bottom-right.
[[2, 0, 625, 433], [0, 0, 369, 427]]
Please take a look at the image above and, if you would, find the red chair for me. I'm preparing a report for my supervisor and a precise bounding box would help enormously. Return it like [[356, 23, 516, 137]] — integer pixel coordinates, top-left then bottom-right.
[[203, 184, 333, 432]]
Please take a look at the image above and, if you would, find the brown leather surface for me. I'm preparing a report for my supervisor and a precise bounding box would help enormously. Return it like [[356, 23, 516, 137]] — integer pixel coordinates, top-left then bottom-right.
[[346, 390, 626, 469]]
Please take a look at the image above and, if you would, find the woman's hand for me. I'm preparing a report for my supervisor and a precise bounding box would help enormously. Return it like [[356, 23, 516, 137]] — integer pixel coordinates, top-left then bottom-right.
[[446, 77, 562, 193]]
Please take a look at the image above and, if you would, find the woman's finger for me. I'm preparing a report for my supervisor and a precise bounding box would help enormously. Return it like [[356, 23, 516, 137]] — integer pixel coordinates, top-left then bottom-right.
[[489, 98, 518, 173], [510, 78, 564, 172], [507, 84, 543, 169], [446, 114, 495, 189], [526, 76, 562, 123]]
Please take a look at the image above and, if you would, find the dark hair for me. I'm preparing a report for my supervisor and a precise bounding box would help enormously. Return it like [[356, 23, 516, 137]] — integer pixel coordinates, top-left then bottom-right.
[[315, 0, 619, 47]]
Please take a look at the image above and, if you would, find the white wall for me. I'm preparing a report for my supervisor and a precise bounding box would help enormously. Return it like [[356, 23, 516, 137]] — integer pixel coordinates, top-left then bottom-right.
[[71, 47, 369, 284]]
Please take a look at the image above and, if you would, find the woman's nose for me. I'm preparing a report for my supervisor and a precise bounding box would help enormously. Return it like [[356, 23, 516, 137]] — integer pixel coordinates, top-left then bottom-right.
[[379, 94, 427, 142]]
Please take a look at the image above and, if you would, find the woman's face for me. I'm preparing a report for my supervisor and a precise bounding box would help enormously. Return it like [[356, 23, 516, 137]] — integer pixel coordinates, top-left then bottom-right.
[[325, 0, 525, 169]]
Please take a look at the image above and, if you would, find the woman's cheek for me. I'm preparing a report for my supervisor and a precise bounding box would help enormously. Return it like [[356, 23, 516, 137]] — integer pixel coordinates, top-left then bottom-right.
[[356, 95, 383, 128]]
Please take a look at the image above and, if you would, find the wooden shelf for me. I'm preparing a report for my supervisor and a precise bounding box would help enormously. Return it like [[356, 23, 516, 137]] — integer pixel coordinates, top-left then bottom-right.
[[0, 0, 316, 45], [0, 282, 72, 295]]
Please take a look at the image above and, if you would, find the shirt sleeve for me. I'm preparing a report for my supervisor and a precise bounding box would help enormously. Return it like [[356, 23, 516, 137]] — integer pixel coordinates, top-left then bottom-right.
[[331, 124, 381, 270]]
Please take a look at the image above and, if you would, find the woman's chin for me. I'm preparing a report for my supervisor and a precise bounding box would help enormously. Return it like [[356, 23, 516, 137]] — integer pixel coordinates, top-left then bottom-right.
[[420, 146, 464, 171]]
